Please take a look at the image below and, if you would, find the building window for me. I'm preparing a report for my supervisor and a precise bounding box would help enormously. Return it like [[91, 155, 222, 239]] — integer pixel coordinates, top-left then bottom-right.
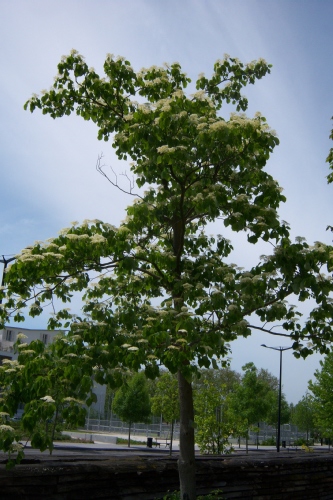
[[41, 334, 48, 345], [5, 330, 12, 342]]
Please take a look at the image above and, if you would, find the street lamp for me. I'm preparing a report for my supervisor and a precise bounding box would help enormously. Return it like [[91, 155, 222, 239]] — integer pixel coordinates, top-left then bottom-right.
[[261, 344, 292, 452], [0, 256, 16, 304]]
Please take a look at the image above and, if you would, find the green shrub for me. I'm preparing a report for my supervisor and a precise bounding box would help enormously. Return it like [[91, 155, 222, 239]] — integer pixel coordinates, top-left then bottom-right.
[[116, 437, 146, 446], [294, 437, 314, 446]]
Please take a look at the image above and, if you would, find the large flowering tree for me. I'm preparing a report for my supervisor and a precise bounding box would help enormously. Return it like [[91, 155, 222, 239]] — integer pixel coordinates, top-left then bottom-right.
[[1, 51, 333, 498]]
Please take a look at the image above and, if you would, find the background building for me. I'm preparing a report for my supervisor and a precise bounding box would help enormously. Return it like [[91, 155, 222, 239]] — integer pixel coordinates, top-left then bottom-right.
[[0, 326, 58, 364]]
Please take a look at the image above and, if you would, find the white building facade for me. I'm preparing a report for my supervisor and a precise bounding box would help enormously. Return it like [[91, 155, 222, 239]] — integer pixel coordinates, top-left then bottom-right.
[[0, 326, 58, 364]]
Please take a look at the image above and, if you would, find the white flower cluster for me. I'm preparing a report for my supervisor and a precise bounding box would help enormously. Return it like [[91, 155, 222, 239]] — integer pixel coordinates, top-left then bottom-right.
[[63, 397, 84, 404], [90, 234, 106, 244], [66, 234, 89, 241], [44, 252, 64, 259], [40, 396, 55, 403], [138, 103, 152, 113], [18, 253, 45, 262], [0, 425, 14, 432], [17, 333, 28, 340], [2, 359, 19, 366], [17, 343, 29, 349], [157, 145, 175, 154], [313, 242, 327, 253], [58, 227, 71, 235]]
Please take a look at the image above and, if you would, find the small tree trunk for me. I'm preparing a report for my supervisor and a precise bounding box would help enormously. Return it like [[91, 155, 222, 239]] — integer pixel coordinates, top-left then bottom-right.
[[177, 370, 196, 500], [169, 419, 174, 456], [50, 405, 60, 455], [257, 422, 259, 450], [128, 422, 131, 448]]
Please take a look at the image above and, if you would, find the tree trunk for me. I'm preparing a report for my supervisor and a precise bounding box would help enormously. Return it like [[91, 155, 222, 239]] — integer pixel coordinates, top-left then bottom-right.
[[257, 421, 259, 450], [177, 370, 196, 500], [169, 419, 174, 456], [128, 422, 131, 447]]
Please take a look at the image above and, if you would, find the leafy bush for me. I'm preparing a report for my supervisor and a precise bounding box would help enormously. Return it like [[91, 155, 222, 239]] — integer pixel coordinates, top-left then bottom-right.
[[261, 437, 276, 446], [294, 437, 314, 446]]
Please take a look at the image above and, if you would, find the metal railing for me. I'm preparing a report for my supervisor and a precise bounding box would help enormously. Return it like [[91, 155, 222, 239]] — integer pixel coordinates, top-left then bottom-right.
[[84, 412, 179, 439], [0, 343, 14, 352], [83, 414, 305, 445]]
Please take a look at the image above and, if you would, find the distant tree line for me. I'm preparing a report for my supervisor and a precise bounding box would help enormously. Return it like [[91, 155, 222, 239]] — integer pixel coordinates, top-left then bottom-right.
[[105, 350, 333, 453], [105, 363, 292, 453]]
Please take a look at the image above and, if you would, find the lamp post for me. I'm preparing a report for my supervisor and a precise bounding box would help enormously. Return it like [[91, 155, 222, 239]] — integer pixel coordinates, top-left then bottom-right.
[[0, 256, 16, 304], [261, 344, 292, 452]]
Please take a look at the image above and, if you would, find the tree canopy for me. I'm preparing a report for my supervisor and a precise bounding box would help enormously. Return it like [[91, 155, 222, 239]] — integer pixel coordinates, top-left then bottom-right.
[[194, 379, 234, 455], [1, 51, 333, 498], [0, 333, 90, 465], [229, 363, 274, 426], [308, 351, 333, 439], [290, 393, 315, 442], [151, 371, 179, 454], [151, 372, 179, 424], [112, 372, 151, 447]]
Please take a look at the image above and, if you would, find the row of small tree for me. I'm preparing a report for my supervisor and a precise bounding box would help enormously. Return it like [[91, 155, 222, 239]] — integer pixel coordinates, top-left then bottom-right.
[[110, 364, 290, 453], [290, 349, 333, 445], [113, 356, 333, 454]]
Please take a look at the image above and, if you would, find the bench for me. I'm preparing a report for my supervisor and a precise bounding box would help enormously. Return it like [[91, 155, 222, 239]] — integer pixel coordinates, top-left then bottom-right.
[[287, 441, 298, 451], [154, 437, 170, 448]]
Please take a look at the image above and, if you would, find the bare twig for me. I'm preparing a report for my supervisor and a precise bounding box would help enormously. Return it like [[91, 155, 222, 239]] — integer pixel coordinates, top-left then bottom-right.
[[96, 154, 143, 199]]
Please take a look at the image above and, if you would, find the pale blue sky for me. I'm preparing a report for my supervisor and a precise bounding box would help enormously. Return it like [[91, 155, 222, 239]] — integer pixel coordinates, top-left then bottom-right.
[[1, 0, 332, 402]]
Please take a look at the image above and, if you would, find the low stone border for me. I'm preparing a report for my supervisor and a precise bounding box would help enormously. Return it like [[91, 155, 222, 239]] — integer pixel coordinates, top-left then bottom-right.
[[0, 449, 332, 499]]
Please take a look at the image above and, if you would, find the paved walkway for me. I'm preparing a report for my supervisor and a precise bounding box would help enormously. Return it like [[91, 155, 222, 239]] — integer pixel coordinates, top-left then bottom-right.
[[59, 431, 333, 455], [61, 430, 180, 451]]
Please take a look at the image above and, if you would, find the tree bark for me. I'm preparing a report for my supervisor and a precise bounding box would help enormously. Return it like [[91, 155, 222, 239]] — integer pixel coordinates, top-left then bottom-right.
[[128, 422, 131, 448], [169, 419, 174, 456], [177, 370, 196, 500]]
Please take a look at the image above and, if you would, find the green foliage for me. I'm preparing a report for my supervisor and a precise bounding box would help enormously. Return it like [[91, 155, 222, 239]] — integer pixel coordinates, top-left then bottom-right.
[[116, 437, 146, 445], [229, 363, 276, 433], [112, 372, 151, 424], [104, 385, 114, 418], [1, 50, 333, 498], [112, 372, 151, 446], [295, 437, 315, 446], [151, 372, 179, 423], [0, 335, 90, 458], [261, 437, 276, 446], [308, 351, 333, 438], [193, 368, 240, 394], [265, 391, 290, 426], [290, 393, 315, 440], [1, 51, 331, 366], [194, 380, 234, 454], [0, 413, 24, 469], [254, 368, 290, 425]]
